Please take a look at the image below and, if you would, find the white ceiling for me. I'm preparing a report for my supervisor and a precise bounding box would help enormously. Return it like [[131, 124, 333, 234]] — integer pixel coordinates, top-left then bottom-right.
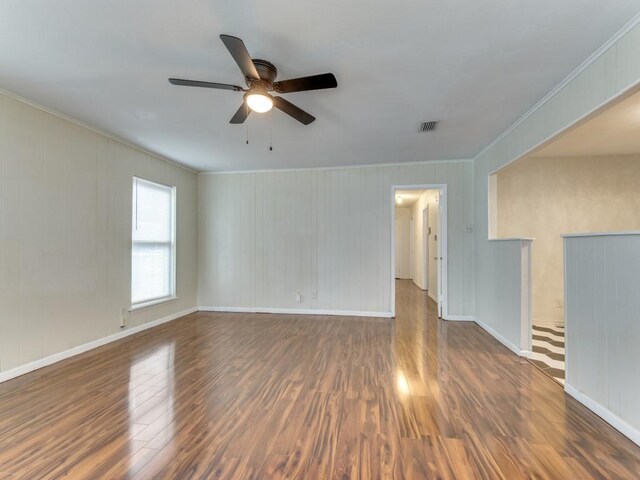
[[1, 1, 639, 172], [532, 88, 640, 158]]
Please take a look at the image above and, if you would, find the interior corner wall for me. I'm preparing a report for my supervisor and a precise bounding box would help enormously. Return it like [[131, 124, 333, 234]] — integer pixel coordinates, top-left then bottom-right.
[[473, 21, 640, 349], [0, 92, 198, 374], [198, 161, 474, 315], [497, 154, 640, 325]]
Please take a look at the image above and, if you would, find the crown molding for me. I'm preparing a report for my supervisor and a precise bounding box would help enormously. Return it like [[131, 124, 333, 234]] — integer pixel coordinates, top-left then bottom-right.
[[473, 11, 640, 162], [0, 86, 198, 175]]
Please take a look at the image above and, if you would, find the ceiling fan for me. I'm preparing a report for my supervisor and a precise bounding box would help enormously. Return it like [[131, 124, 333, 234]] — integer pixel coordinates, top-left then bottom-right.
[[169, 34, 337, 125]]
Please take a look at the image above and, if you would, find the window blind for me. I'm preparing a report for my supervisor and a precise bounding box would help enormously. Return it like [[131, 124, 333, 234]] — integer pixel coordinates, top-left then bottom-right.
[[131, 178, 176, 306]]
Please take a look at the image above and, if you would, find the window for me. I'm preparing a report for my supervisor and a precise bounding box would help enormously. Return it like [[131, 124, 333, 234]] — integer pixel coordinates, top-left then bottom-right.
[[131, 177, 176, 308]]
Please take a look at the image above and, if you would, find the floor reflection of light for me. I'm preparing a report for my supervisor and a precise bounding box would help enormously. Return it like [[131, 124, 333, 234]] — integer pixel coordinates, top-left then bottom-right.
[[127, 342, 176, 461], [397, 370, 410, 395]]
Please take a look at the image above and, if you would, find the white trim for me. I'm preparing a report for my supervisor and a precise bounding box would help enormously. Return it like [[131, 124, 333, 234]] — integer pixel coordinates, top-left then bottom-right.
[[474, 317, 524, 356], [489, 237, 535, 242], [390, 184, 448, 319], [520, 241, 533, 353], [486, 82, 640, 179], [428, 291, 438, 303], [131, 177, 178, 307], [562, 231, 640, 238], [565, 383, 640, 447], [130, 296, 178, 312], [200, 158, 473, 175], [443, 314, 474, 322], [563, 238, 571, 385], [474, 11, 640, 162], [0, 307, 197, 384], [0, 86, 198, 175], [199, 306, 393, 318]]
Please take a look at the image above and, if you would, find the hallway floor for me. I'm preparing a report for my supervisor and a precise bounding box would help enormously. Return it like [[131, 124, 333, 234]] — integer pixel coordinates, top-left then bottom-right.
[[0, 281, 639, 478]]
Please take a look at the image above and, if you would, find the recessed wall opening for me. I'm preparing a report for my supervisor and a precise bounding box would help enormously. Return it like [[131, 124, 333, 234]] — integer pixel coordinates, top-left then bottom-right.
[[391, 185, 447, 319], [488, 86, 640, 385]]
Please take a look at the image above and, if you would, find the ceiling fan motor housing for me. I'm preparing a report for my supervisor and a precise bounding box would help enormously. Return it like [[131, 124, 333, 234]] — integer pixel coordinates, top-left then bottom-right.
[[248, 59, 278, 89], [169, 35, 336, 124]]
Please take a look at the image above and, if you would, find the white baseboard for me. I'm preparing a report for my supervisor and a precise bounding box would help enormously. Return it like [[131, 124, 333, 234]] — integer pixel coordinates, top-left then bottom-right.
[[0, 307, 197, 384], [443, 314, 474, 321], [428, 291, 438, 303], [565, 383, 640, 447], [199, 306, 393, 318], [474, 317, 524, 356]]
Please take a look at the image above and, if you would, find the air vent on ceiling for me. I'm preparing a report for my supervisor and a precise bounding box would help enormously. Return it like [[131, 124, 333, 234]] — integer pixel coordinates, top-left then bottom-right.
[[419, 121, 439, 132]]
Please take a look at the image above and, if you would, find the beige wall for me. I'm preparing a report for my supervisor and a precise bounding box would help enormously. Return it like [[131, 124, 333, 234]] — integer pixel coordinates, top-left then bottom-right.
[[395, 207, 411, 279], [0, 93, 198, 374], [497, 154, 640, 325], [410, 190, 439, 301]]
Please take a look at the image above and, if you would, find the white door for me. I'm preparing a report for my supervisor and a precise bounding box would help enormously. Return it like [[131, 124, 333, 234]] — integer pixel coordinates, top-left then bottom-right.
[[423, 206, 429, 291], [394, 208, 411, 279], [409, 217, 414, 279], [437, 192, 443, 317]]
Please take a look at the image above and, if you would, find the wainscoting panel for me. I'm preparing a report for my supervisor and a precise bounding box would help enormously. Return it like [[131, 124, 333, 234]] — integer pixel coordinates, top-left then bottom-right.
[[198, 161, 474, 315], [564, 233, 640, 445]]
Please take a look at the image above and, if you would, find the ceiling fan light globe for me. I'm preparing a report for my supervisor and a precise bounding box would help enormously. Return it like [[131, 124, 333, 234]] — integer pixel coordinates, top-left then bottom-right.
[[245, 93, 274, 113]]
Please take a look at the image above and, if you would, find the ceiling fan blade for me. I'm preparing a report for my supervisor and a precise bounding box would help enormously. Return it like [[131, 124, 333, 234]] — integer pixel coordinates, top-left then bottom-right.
[[273, 97, 315, 125], [169, 78, 244, 91], [220, 34, 260, 80], [273, 73, 337, 93], [230, 103, 251, 124]]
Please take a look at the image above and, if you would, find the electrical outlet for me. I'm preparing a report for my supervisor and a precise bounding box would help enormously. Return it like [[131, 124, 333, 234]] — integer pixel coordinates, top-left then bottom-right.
[[296, 292, 303, 303], [312, 291, 318, 300], [120, 307, 129, 328], [555, 298, 563, 309]]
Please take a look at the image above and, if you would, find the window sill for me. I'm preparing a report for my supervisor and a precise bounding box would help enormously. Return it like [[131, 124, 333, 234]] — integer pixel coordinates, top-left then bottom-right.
[[130, 296, 178, 312]]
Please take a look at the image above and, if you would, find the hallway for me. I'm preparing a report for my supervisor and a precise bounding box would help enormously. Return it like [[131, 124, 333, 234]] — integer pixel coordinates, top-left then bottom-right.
[[0, 281, 639, 478]]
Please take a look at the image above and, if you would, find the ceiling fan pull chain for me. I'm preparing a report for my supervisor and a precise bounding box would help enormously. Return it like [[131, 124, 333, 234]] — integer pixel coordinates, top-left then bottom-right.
[[269, 110, 273, 151], [246, 109, 249, 145]]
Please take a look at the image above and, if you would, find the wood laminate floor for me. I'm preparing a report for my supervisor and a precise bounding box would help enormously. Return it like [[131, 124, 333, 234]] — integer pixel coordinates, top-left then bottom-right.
[[1, 280, 640, 479]]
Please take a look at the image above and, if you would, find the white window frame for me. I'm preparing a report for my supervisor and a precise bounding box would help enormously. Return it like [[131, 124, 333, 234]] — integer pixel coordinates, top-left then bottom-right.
[[130, 177, 177, 310]]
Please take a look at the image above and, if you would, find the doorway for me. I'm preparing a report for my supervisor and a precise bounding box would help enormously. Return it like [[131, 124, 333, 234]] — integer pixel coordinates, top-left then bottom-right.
[[422, 206, 429, 291], [391, 185, 447, 318], [489, 87, 640, 385]]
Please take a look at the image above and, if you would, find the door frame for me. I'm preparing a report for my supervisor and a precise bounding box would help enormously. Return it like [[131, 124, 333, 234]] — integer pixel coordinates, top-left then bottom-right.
[[409, 216, 414, 280], [422, 205, 429, 291], [390, 184, 448, 318]]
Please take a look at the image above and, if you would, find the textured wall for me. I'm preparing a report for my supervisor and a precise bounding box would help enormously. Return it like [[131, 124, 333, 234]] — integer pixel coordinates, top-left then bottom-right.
[[497, 154, 640, 324], [0, 93, 198, 373]]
